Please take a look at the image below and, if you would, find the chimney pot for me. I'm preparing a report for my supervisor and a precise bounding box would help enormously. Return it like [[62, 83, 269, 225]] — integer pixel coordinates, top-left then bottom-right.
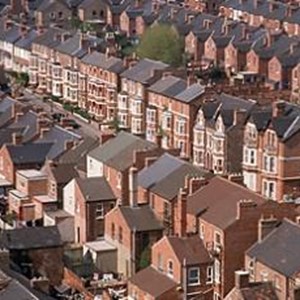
[[12, 132, 22, 145]]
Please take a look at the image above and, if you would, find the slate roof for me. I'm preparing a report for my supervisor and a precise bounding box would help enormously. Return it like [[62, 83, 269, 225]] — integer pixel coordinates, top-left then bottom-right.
[[34, 125, 81, 159], [36, 0, 69, 12], [187, 176, 265, 229], [247, 219, 300, 277], [15, 30, 38, 51], [0, 270, 39, 300], [55, 33, 102, 58], [81, 51, 125, 73], [6, 142, 53, 164], [76, 177, 116, 201], [129, 266, 178, 298], [138, 153, 212, 201], [120, 58, 169, 84], [166, 235, 211, 265], [148, 76, 205, 103], [1, 226, 62, 250], [118, 205, 163, 232], [0, 24, 21, 43], [88, 131, 157, 171], [8, 111, 39, 142], [32, 27, 70, 48]]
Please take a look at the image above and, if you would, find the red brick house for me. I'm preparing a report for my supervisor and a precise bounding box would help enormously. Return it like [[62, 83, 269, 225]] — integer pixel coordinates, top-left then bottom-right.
[[77, 0, 108, 22], [79, 51, 125, 122], [117, 59, 169, 135], [73, 176, 117, 244], [193, 93, 256, 174], [129, 235, 213, 300], [245, 218, 300, 300], [186, 176, 298, 298], [242, 101, 300, 202], [138, 153, 212, 235], [87, 131, 161, 205], [146, 75, 205, 158], [104, 204, 163, 278]]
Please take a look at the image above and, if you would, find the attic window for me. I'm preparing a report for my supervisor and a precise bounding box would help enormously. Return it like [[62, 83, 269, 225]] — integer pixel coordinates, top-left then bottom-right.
[[92, 10, 97, 17], [167, 260, 174, 278], [49, 12, 56, 20], [58, 12, 63, 19]]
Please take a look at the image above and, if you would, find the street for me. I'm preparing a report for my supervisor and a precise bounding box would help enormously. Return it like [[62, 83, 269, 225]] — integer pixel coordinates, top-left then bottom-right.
[[22, 90, 101, 139]]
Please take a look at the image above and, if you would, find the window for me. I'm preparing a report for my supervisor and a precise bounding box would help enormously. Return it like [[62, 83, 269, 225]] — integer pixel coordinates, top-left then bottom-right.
[[194, 131, 204, 146], [176, 119, 186, 135], [248, 259, 254, 279], [244, 147, 257, 165], [207, 266, 213, 284], [110, 202, 115, 210], [200, 224, 205, 239], [260, 270, 268, 282], [117, 172, 122, 189], [111, 223, 115, 239], [263, 155, 276, 173], [49, 12, 56, 20], [150, 194, 155, 209], [188, 267, 200, 285], [146, 108, 156, 123], [213, 292, 221, 300], [96, 203, 104, 219], [58, 11, 63, 19], [162, 112, 172, 129], [214, 259, 220, 283], [118, 226, 123, 243], [118, 95, 127, 109], [214, 231, 221, 250], [158, 253, 163, 271], [167, 260, 174, 278], [263, 180, 276, 200]]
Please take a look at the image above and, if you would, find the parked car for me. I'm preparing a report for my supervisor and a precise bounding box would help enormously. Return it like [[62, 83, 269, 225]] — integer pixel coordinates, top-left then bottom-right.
[[52, 113, 65, 122], [62, 118, 81, 129]]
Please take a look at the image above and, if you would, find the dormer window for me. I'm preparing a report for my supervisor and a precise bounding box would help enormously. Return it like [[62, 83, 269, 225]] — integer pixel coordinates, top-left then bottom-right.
[[188, 267, 200, 286]]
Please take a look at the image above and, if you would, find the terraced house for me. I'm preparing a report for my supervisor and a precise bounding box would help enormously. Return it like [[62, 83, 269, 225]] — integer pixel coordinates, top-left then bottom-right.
[[243, 101, 300, 202]]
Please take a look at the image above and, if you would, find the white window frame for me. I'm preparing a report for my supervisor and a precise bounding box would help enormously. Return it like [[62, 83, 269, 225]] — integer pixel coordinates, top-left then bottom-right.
[[214, 259, 220, 284], [262, 180, 276, 200], [96, 203, 104, 219], [206, 266, 213, 284], [188, 267, 200, 286], [167, 260, 174, 278]]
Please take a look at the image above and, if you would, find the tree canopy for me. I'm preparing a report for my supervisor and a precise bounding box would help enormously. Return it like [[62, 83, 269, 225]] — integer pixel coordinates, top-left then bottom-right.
[[137, 24, 184, 67]]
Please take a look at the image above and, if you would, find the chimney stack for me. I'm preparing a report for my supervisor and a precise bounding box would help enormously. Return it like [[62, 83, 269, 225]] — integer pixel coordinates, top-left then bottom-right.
[[272, 100, 286, 118], [234, 109, 247, 125], [64, 140, 74, 151], [258, 216, 279, 242], [129, 167, 138, 207], [235, 270, 250, 289], [176, 187, 187, 237], [12, 132, 22, 145], [185, 175, 207, 195]]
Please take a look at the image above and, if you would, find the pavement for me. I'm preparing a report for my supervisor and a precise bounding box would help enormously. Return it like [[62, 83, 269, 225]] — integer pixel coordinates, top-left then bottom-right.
[[22, 89, 101, 139]]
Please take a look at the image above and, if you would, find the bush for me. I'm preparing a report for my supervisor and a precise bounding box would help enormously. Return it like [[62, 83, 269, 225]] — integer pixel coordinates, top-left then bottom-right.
[[51, 95, 62, 103]]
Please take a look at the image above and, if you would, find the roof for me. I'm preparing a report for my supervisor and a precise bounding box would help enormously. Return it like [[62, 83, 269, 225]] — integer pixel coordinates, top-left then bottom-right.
[[36, 0, 69, 12], [187, 176, 265, 229], [81, 51, 125, 73], [166, 235, 211, 265], [129, 266, 178, 298], [118, 205, 163, 232], [138, 153, 212, 201], [88, 131, 157, 171], [34, 125, 81, 159], [76, 177, 116, 201], [247, 219, 300, 277], [43, 161, 79, 184], [225, 281, 278, 300], [84, 240, 116, 252], [6, 143, 53, 164], [148, 75, 205, 103], [120, 58, 169, 84], [1, 226, 62, 250], [0, 270, 39, 300]]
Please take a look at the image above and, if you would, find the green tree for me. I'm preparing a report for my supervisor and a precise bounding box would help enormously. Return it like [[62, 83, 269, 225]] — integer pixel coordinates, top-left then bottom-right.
[[137, 24, 184, 67]]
